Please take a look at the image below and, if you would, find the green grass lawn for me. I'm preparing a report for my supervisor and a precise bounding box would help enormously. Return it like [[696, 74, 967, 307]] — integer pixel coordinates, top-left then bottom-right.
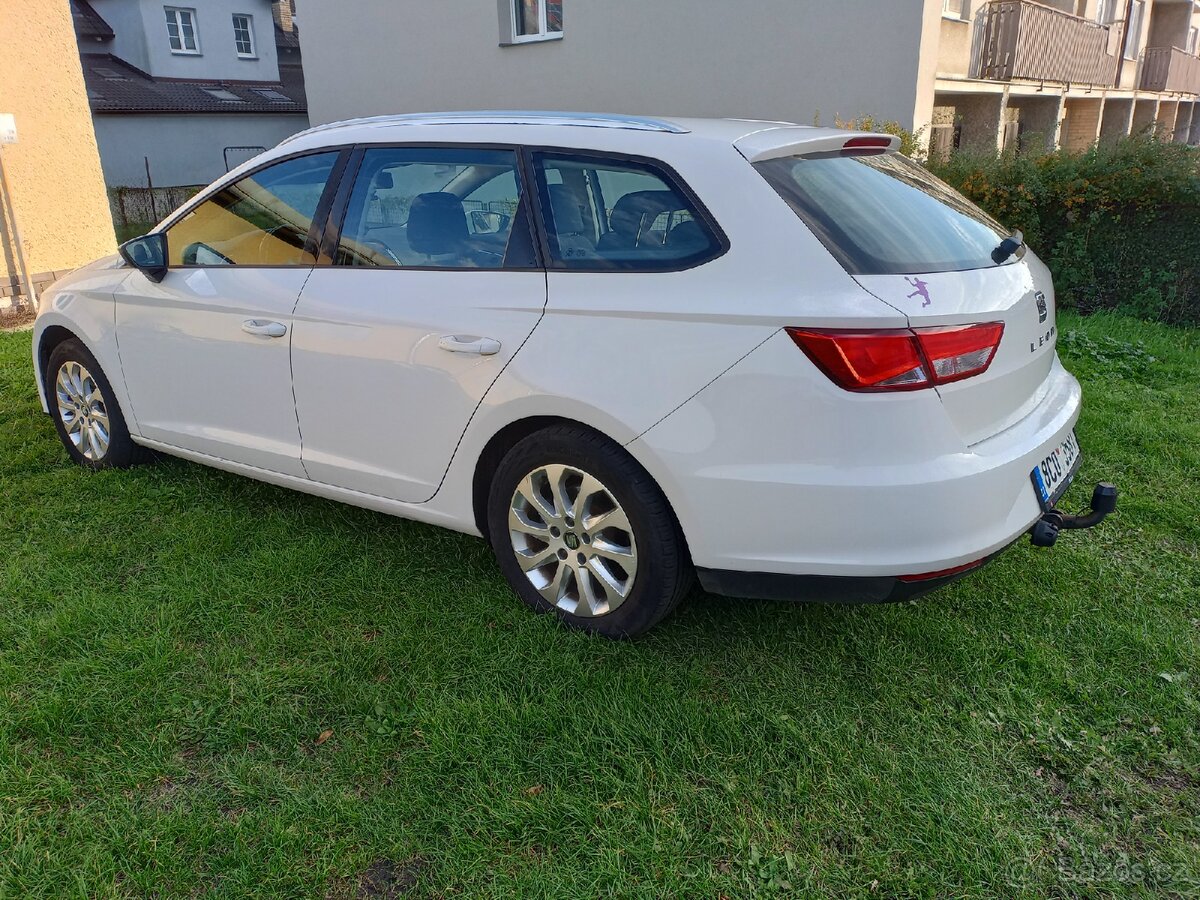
[[1, 313, 1197, 897]]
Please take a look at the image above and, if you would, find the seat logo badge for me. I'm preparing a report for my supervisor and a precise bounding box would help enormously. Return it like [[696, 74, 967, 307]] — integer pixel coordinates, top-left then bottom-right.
[[905, 276, 931, 308], [564, 533, 580, 550], [1036, 291, 1048, 323]]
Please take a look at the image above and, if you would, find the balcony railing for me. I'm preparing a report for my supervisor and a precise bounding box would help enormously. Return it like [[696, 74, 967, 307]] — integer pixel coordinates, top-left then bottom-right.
[[1140, 47, 1200, 94], [970, 0, 1122, 87]]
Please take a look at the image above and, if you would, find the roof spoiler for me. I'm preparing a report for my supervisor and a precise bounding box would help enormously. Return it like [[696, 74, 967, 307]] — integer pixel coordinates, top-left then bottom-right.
[[735, 130, 901, 164]]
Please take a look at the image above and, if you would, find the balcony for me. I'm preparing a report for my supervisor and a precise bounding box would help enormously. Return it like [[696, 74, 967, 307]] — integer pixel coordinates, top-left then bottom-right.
[[1140, 47, 1200, 94], [970, 0, 1122, 87]]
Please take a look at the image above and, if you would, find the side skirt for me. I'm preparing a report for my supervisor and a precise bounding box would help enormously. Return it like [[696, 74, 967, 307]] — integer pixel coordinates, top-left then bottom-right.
[[133, 438, 482, 537]]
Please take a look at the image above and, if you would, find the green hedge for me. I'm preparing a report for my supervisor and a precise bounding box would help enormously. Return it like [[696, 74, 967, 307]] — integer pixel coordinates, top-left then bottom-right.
[[925, 138, 1200, 326]]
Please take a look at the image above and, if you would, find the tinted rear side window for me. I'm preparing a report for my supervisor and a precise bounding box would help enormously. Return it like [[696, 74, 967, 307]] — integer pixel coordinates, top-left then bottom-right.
[[754, 153, 1010, 275], [532, 151, 724, 271]]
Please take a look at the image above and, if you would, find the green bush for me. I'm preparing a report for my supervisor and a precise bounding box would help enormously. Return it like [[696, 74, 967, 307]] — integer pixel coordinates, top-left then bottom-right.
[[925, 138, 1200, 326]]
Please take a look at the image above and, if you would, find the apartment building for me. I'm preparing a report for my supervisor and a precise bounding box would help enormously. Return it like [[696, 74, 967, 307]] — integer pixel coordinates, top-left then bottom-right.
[[297, 0, 1200, 153], [934, 0, 1200, 154]]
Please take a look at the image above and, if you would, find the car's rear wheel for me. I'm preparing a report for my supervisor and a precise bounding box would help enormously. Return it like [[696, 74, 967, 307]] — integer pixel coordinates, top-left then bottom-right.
[[47, 339, 150, 470], [487, 425, 692, 638]]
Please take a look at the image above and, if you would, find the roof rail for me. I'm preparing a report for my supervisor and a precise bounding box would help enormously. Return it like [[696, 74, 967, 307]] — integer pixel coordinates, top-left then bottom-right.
[[280, 110, 690, 145]]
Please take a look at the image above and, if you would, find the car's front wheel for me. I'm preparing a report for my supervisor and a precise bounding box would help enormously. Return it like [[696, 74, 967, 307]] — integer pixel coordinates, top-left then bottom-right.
[[487, 425, 692, 638], [46, 338, 150, 470]]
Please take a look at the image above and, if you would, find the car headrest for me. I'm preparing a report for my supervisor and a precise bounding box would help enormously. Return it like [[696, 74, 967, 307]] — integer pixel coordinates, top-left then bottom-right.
[[667, 219, 707, 249], [407, 192, 468, 255], [608, 190, 683, 239], [548, 183, 586, 236]]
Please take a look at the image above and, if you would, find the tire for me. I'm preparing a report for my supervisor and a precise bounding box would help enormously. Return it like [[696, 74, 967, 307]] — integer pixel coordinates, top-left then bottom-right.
[[486, 424, 693, 638], [46, 338, 152, 470]]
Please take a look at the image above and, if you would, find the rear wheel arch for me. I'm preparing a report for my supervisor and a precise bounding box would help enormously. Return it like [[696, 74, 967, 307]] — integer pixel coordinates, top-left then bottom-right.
[[472, 416, 588, 539], [470, 417, 690, 560]]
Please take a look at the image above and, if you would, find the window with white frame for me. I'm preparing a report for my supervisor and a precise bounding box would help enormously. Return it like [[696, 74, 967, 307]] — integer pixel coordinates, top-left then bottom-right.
[[232, 14, 256, 58], [1124, 0, 1144, 60], [1095, 0, 1117, 24], [165, 7, 199, 54], [1188, 26, 1198, 55], [510, 0, 562, 43], [942, 0, 967, 20]]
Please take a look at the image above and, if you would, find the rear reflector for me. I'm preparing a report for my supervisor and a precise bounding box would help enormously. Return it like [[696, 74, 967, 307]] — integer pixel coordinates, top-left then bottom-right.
[[786, 322, 1004, 392], [897, 559, 985, 583]]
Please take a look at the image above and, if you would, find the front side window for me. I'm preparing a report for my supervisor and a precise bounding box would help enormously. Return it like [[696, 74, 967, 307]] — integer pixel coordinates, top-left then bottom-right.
[[754, 152, 1009, 276], [533, 152, 723, 271], [232, 14, 256, 58], [334, 147, 535, 269], [512, 0, 563, 41], [165, 152, 340, 266], [165, 7, 199, 54]]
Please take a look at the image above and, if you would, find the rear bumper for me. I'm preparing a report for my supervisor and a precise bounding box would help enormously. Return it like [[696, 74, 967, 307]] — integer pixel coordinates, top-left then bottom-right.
[[631, 332, 1084, 582], [695, 558, 992, 604]]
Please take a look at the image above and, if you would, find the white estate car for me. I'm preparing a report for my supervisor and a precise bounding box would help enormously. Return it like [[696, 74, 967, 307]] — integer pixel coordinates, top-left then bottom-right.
[[33, 112, 1115, 638]]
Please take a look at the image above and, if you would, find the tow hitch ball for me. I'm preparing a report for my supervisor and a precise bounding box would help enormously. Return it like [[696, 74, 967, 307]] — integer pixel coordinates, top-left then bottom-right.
[[1030, 482, 1118, 548]]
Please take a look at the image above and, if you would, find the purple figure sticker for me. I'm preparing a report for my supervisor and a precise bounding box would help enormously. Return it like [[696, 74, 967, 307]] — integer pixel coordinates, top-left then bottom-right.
[[905, 276, 931, 308]]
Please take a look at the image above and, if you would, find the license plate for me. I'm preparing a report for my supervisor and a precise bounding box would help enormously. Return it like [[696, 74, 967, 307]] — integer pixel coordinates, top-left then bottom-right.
[[1030, 430, 1081, 511]]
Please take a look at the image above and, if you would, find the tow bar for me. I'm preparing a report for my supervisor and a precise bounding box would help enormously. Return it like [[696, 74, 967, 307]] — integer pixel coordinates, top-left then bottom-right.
[[1030, 482, 1118, 548]]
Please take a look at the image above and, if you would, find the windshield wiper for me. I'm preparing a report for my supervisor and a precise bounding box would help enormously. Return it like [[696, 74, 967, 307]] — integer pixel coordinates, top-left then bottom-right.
[[991, 230, 1024, 265]]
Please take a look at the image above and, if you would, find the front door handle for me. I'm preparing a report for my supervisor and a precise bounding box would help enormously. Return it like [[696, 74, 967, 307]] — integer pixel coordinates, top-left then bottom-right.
[[438, 335, 501, 356], [242, 319, 287, 338]]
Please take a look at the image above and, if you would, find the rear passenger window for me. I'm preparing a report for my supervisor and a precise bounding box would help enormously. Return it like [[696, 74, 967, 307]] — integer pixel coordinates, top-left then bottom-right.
[[532, 152, 723, 271], [334, 147, 535, 269]]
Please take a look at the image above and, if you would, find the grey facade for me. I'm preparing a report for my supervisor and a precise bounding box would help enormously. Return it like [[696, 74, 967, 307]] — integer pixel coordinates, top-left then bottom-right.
[[91, 112, 309, 187], [74, 0, 309, 188], [299, 0, 934, 130]]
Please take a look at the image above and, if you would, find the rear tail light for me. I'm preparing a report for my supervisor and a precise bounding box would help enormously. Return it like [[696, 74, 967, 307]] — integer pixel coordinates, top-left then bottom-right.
[[786, 322, 1004, 392]]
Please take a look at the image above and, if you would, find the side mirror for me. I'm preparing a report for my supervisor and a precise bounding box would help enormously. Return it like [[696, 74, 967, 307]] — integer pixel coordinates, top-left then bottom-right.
[[470, 210, 510, 235], [118, 233, 169, 283]]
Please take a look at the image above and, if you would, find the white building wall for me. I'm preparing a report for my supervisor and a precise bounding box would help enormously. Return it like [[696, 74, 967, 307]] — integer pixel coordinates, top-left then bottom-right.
[[129, 0, 281, 82], [100, 2, 153, 72], [299, 0, 929, 130], [93, 113, 310, 187]]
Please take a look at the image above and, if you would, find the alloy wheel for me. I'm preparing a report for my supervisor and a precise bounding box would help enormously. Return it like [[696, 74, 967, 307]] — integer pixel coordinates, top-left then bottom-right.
[[55, 361, 111, 461], [508, 463, 638, 617]]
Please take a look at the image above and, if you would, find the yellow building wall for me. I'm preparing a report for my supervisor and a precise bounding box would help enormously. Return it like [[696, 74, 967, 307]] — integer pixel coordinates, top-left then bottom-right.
[[0, 0, 115, 292]]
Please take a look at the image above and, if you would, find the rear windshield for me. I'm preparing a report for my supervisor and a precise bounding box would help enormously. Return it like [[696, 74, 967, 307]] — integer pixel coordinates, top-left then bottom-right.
[[754, 153, 1012, 275]]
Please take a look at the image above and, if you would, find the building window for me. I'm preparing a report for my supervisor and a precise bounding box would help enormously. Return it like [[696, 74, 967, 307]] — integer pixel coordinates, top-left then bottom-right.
[[506, 0, 562, 44], [1096, 0, 1117, 24], [1124, 0, 1144, 60], [165, 7, 200, 54], [232, 14, 256, 58], [1188, 27, 1198, 55], [202, 87, 244, 102], [942, 0, 967, 20]]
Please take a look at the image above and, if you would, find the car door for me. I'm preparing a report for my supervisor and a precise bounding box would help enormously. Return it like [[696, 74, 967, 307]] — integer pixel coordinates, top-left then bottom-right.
[[113, 150, 346, 477], [290, 145, 546, 502]]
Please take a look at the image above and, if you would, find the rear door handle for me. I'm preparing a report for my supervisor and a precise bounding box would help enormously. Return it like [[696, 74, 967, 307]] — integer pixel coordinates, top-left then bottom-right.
[[438, 335, 501, 356], [242, 319, 287, 338]]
